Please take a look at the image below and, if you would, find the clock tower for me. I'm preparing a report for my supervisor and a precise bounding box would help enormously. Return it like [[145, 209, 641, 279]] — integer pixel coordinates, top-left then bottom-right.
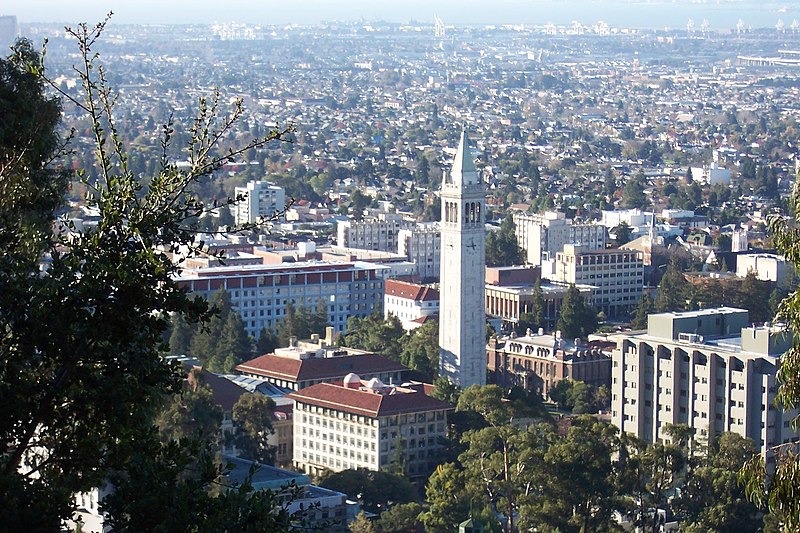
[[439, 129, 486, 387]]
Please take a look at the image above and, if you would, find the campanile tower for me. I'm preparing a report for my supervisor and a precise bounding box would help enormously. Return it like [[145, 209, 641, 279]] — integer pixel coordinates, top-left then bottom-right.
[[438, 129, 486, 387]]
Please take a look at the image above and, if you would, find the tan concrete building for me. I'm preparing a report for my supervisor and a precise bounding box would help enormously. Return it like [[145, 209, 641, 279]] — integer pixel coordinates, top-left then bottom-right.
[[545, 244, 644, 319], [288, 376, 451, 482], [611, 307, 799, 454]]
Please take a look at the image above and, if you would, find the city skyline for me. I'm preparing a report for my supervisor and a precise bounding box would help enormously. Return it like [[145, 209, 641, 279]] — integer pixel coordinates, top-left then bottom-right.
[[5, 1, 800, 29]]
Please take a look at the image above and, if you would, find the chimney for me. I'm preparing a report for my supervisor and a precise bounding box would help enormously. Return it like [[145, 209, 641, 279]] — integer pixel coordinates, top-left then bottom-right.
[[325, 326, 335, 346], [538, 328, 544, 336], [289, 336, 298, 348]]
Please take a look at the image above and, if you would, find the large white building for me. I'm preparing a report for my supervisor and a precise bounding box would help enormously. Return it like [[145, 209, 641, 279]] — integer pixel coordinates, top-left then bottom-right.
[[439, 130, 487, 387], [513, 211, 606, 266], [736, 253, 795, 286], [288, 375, 452, 482], [233, 180, 286, 225], [336, 214, 410, 252], [174, 261, 384, 338], [611, 308, 799, 454], [397, 222, 441, 281]]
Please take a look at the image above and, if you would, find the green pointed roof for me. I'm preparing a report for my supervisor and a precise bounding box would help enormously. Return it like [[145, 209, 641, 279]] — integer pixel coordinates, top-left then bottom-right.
[[451, 129, 476, 178]]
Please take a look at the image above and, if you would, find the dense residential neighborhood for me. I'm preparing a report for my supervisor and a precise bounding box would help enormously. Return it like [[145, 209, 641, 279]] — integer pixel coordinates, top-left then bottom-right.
[[4, 3, 800, 531]]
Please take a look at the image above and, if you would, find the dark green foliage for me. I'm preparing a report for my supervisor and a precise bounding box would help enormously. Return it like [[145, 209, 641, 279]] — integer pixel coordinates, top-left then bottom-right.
[[343, 313, 404, 362], [456, 384, 514, 427], [275, 301, 330, 346], [548, 379, 609, 414], [654, 261, 689, 312], [398, 319, 439, 380], [734, 272, 772, 324], [0, 24, 297, 528], [613, 221, 633, 245], [256, 327, 279, 355], [101, 435, 305, 532], [740, 171, 800, 530], [156, 377, 224, 445], [678, 433, 761, 532], [231, 393, 276, 465], [421, 463, 473, 533], [376, 502, 424, 533], [622, 175, 647, 209], [0, 39, 68, 263], [430, 375, 461, 405], [630, 292, 654, 330], [209, 312, 251, 373], [169, 313, 195, 355], [190, 289, 234, 362], [486, 215, 524, 267], [556, 284, 598, 339], [317, 469, 416, 513]]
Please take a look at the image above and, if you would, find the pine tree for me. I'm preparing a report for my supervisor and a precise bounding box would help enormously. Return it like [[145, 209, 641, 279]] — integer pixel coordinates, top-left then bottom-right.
[[631, 292, 654, 330], [190, 289, 233, 363], [210, 312, 250, 373], [519, 278, 545, 334], [168, 313, 194, 355], [255, 327, 278, 355], [654, 262, 688, 312], [556, 284, 596, 340]]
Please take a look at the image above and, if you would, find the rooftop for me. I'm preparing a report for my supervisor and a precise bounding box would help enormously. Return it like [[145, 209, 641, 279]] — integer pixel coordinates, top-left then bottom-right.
[[235, 352, 406, 383], [287, 380, 452, 418]]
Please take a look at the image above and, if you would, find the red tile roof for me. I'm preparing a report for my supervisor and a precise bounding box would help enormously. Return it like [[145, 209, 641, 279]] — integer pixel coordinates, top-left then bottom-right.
[[286, 382, 453, 418], [235, 353, 407, 383], [385, 279, 440, 302]]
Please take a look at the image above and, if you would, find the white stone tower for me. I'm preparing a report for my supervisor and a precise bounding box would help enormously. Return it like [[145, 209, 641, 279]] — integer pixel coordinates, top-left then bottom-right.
[[439, 129, 486, 387]]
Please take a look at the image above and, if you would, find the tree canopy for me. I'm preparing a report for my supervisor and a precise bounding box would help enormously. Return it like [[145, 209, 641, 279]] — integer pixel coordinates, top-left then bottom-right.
[[556, 284, 598, 339], [0, 24, 296, 528]]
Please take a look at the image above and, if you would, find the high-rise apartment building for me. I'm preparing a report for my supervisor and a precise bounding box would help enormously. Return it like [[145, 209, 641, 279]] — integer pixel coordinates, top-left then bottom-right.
[[233, 180, 286, 225], [439, 130, 486, 387], [397, 222, 441, 281], [513, 211, 606, 266], [611, 307, 799, 454], [336, 214, 410, 252]]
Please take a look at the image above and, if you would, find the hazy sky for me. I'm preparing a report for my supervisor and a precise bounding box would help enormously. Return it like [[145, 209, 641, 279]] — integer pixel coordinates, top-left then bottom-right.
[[4, 1, 798, 29]]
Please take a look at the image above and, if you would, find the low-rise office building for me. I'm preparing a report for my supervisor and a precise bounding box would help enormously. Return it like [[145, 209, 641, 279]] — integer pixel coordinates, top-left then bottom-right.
[[545, 244, 644, 319]]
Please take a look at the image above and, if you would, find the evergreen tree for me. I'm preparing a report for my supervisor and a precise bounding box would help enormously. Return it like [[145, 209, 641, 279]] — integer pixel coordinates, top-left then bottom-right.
[[210, 312, 251, 373], [190, 289, 233, 362], [486, 215, 524, 267], [156, 376, 223, 445], [735, 272, 771, 323], [255, 327, 279, 355], [169, 313, 195, 355], [622, 175, 648, 209], [556, 284, 597, 339], [631, 292, 654, 330], [231, 393, 276, 464], [654, 262, 689, 312]]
